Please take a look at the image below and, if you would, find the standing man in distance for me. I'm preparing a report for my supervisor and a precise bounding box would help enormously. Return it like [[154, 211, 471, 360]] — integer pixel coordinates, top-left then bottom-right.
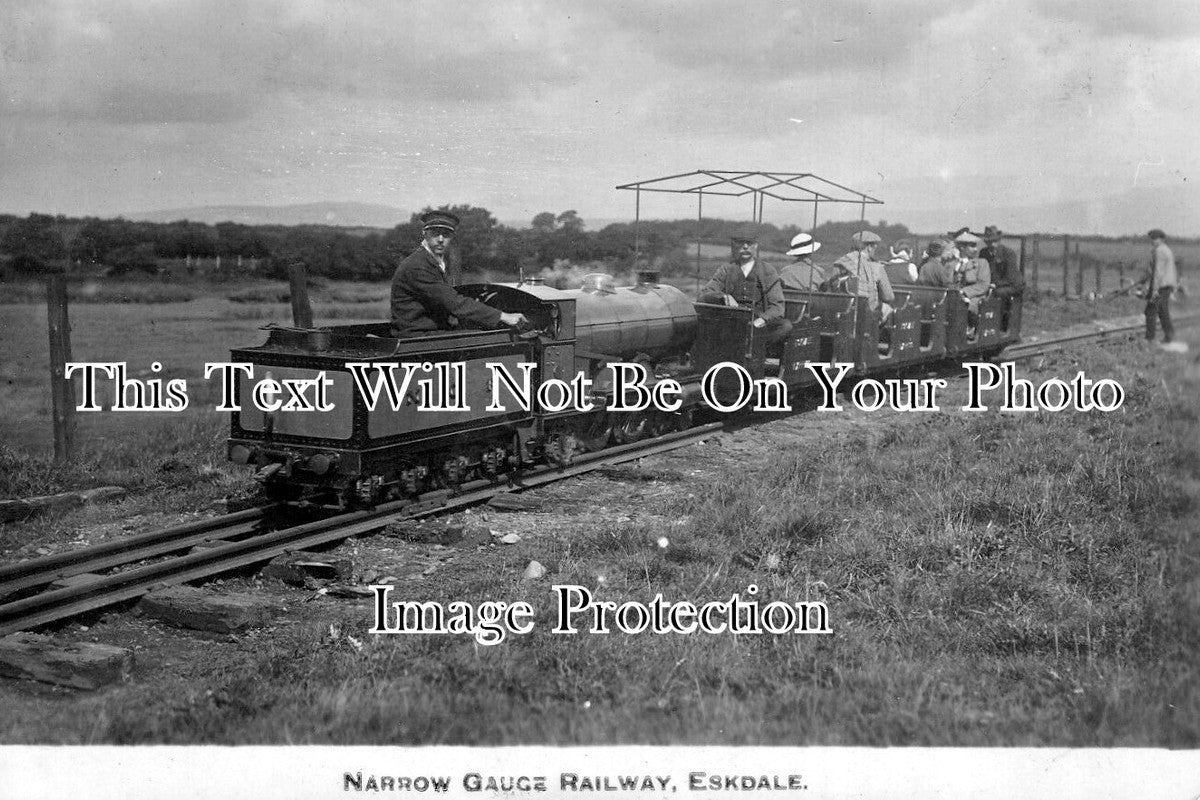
[[1138, 228, 1177, 344], [697, 233, 792, 343], [390, 210, 528, 338]]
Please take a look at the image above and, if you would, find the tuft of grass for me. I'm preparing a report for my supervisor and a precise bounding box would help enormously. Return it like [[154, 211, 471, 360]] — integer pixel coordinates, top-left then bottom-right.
[[0, 416, 228, 499]]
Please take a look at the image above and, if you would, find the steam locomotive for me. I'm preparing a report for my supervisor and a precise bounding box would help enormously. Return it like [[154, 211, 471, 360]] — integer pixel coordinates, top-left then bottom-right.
[[225, 270, 1021, 507]]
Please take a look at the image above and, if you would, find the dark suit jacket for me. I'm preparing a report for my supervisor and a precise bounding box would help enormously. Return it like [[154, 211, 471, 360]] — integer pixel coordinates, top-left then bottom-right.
[[980, 242, 1024, 297], [697, 261, 785, 322], [389, 246, 502, 337]]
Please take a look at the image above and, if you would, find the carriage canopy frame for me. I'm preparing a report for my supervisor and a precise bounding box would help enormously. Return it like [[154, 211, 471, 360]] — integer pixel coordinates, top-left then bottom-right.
[[615, 169, 884, 284]]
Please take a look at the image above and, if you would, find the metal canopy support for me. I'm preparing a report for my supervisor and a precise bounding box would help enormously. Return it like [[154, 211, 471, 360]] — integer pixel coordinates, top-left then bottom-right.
[[617, 169, 884, 283], [695, 190, 704, 295], [634, 188, 642, 263], [616, 170, 884, 208]]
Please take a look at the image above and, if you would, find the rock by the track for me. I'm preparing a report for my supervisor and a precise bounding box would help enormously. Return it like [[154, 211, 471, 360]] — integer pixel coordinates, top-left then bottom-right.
[[0, 486, 127, 523], [138, 586, 281, 634], [0, 633, 134, 690], [487, 492, 542, 512], [262, 551, 354, 587]]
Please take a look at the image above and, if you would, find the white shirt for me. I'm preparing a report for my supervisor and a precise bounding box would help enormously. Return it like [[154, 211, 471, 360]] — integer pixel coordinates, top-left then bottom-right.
[[740, 259, 755, 278], [422, 241, 446, 272]]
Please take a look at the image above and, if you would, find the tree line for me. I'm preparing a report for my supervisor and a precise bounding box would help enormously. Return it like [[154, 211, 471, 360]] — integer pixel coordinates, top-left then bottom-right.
[[0, 207, 917, 281]]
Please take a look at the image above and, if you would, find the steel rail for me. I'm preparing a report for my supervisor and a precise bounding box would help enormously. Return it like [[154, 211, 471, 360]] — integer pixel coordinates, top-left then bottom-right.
[[0, 514, 274, 598], [0, 423, 723, 636], [1002, 311, 1198, 360]]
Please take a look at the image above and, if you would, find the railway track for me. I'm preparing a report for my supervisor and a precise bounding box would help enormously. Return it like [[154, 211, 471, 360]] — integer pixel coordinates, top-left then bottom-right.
[[0, 422, 723, 636], [1001, 310, 1197, 360], [2, 311, 1194, 637]]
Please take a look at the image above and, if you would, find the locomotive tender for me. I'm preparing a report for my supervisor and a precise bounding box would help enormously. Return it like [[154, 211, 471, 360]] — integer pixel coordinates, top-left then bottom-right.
[[226, 270, 1022, 506]]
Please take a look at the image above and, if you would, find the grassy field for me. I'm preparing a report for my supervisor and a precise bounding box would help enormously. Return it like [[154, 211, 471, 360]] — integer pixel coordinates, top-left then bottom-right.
[[0, 270, 1196, 745]]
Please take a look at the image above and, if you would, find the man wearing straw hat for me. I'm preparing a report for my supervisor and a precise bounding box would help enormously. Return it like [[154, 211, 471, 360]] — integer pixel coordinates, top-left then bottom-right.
[[779, 232, 831, 291], [952, 230, 991, 322]]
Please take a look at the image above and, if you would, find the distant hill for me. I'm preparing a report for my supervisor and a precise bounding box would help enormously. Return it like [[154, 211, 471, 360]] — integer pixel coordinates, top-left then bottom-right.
[[126, 201, 407, 228]]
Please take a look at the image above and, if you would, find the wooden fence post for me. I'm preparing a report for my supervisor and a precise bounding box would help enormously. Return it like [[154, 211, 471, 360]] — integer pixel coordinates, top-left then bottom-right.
[[1074, 241, 1083, 297], [1094, 260, 1102, 296], [1031, 235, 1040, 291], [288, 262, 313, 328], [46, 270, 76, 461], [1061, 236, 1070, 296]]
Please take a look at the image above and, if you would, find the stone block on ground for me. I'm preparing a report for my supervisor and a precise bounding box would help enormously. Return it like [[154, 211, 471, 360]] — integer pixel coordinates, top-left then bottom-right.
[[138, 586, 280, 634], [487, 492, 542, 512], [77, 486, 127, 504], [261, 551, 354, 586], [382, 519, 464, 545], [0, 486, 126, 523], [323, 584, 376, 599], [0, 633, 134, 690]]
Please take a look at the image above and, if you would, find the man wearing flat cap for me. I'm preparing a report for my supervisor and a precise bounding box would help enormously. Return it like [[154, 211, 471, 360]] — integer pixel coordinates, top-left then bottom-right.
[[1136, 229, 1177, 344], [390, 209, 528, 337], [697, 232, 792, 343], [780, 232, 831, 291], [833, 230, 895, 323], [979, 226, 1024, 299]]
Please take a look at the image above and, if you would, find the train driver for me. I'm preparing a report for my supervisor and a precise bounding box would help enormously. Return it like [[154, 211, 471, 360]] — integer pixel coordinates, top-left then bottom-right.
[[390, 210, 529, 338], [697, 233, 792, 344]]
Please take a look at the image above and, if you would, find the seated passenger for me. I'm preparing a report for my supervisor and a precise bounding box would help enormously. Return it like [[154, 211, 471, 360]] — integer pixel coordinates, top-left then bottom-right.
[[979, 225, 1025, 298], [917, 240, 956, 287], [390, 210, 528, 337], [952, 231, 992, 320], [697, 232, 792, 344], [832, 230, 895, 324], [779, 232, 830, 291], [883, 238, 919, 286]]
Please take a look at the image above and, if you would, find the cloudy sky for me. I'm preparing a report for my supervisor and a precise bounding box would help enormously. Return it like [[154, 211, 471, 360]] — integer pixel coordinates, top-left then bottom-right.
[[2, 0, 1197, 234]]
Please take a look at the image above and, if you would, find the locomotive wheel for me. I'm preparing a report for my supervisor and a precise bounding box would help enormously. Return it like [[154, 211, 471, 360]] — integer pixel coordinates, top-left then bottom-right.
[[612, 413, 647, 444], [545, 433, 580, 467], [580, 412, 614, 452]]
